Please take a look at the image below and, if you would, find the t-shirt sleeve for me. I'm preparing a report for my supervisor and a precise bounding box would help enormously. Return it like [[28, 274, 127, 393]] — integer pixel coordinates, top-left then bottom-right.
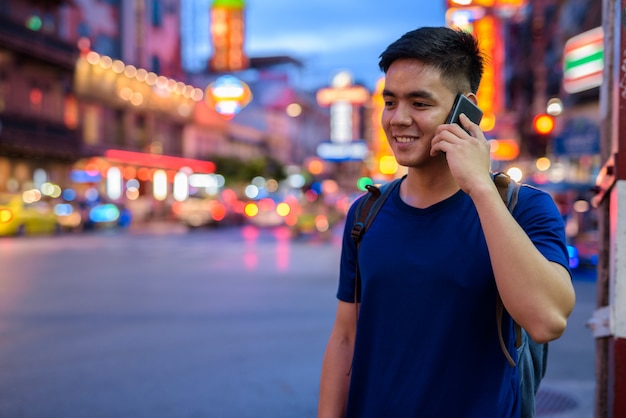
[[513, 185, 572, 277]]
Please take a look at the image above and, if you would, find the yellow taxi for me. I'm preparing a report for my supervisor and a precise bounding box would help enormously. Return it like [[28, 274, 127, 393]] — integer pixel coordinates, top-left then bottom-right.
[[0, 192, 59, 236]]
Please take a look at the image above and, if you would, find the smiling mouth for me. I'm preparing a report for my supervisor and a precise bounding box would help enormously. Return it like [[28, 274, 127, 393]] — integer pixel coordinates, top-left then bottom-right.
[[394, 136, 418, 143]]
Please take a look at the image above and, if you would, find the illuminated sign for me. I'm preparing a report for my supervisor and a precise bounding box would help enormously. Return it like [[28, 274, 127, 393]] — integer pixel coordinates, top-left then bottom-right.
[[316, 86, 370, 106], [446, 0, 524, 6], [496, 0, 525, 5], [212, 0, 245, 6], [316, 140, 369, 162], [204, 75, 252, 118], [474, 15, 501, 132], [210, 0, 248, 72], [74, 52, 203, 119], [446, 6, 486, 26], [104, 149, 216, 173], [563, 27, 603, 94], [371, 77, 396, 176], [552, 118, 600, 156], [489, 139, 519, 161], [316, 71, 371, 147], [70, 169, 102, 183]]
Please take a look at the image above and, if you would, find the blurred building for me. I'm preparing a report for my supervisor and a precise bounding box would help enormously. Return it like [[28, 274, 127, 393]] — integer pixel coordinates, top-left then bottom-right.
[[0, 0, 80, 193], [502, 0, 601, 166], [0, 0, 329, 221], [445, 0, 601, 173], [180, 0, 331, 170], [445, 0, 601, 265], [502, 0, 601, 257]]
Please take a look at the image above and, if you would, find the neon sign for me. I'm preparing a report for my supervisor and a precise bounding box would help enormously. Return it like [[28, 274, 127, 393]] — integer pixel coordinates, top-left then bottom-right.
[[204, 75, 252, 118]]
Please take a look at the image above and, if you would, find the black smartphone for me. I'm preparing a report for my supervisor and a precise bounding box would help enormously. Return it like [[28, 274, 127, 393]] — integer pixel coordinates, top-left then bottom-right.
[[445, 94, 483, 133]]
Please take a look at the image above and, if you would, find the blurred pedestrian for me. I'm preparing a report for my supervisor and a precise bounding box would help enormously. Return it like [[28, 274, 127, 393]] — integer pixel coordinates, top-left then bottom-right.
[[317, 26, 575, 418]]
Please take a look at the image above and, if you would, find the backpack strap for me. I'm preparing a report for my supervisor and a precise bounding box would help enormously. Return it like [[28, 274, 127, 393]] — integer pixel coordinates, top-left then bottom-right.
[[351, 178, 402, 247], [350, 177, 403, 306], [493, 171, 520, 213], [492, 172, 523, 367]]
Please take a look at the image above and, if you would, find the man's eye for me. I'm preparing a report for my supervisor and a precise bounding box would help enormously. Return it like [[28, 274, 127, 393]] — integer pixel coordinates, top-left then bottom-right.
[[413, 102, 428, 108]]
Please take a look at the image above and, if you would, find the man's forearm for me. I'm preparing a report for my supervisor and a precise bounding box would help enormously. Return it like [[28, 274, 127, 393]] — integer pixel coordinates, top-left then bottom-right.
[[318, 335, 353, 418]]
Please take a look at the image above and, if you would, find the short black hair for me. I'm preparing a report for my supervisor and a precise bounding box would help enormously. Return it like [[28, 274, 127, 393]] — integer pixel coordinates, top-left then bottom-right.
[[378, 26, 486, 94]]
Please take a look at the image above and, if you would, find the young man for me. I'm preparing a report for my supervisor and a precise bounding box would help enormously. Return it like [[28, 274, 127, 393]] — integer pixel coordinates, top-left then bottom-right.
[[318, 27, 575, 418]]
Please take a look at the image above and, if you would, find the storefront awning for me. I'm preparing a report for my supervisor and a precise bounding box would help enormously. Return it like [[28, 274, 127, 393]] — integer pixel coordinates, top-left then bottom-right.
[[104, 149, 215, 174]]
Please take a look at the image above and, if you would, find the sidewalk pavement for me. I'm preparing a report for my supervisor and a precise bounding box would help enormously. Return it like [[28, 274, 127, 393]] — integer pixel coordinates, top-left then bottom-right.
[[127, 220, 188, 235], [537, 380, 594, 418], [536, 275, 596, 418]]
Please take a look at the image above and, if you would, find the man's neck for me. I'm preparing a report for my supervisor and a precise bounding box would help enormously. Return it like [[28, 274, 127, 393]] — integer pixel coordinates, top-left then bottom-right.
[[400, 168, 460, 209]]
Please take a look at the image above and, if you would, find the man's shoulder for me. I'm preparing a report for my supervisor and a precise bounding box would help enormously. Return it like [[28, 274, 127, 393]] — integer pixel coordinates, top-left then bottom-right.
[[513, 183, 564, 222], [517, 183, 555, 203]]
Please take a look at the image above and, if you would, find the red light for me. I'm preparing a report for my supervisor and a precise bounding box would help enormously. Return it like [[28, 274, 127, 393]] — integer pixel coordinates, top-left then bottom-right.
[[210, 202, 227, 221], [304, 189, 318, 202], [30, 88, 42, 105], [533, 114, 555, 135], [221, 188, 237, 203], [258, 198, 275, 211], [137, 167, 151, 181], [64, 95, 78, 128], [104, 149, 215, 174], [171, 201, 183, 215]]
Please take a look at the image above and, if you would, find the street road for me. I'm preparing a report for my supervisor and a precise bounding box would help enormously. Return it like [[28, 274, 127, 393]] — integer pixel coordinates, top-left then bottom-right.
[[0, 224, 597, 418]]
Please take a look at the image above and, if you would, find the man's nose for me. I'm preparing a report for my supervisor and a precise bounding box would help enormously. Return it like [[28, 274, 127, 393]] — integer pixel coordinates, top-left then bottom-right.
[[389, 105, 412, 126]]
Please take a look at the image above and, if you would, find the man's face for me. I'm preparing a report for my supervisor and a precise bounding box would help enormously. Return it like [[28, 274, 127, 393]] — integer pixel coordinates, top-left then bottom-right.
[[381, 59, 457, 168]]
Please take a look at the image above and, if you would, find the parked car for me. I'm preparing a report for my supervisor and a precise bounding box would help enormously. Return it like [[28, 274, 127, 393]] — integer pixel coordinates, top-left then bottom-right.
[[290, 199, 342, 240], [54, 200, 132, 232], [243, 196, 295, 228], [54, 202, 83, 231], [85, 202, 132, 230], [0, 193, 59, 236], [172, 191, 245, 228]]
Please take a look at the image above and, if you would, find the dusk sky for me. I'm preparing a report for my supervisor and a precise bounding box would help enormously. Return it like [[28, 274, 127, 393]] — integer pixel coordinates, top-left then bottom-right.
[[181, 0, 444, 92], [245, 0, 446, 90]]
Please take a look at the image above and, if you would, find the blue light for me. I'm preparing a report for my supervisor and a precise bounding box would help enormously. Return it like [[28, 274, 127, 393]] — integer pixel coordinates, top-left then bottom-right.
[[62, 188, 77, 201], [89, 204, 120, 223], [567, 245, 580, 269], [70, 170, 101, 183], [54, 203, 74, 216]]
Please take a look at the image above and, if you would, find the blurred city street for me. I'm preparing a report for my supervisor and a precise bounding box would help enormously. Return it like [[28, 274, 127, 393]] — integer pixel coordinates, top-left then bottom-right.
[[0, 224, 597, 418], [1, 0, 620, 415]]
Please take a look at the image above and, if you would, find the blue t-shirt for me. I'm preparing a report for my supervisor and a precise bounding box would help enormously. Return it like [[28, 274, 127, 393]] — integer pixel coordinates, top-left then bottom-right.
[[337, 181, 570, 418]]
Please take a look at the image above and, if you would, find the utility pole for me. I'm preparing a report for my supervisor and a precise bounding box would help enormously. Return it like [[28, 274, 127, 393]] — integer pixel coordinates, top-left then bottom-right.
[[591, 1, 626, 416]]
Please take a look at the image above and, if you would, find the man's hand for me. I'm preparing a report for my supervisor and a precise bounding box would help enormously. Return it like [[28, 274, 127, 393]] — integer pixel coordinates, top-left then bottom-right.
[[431, 113, 492, 196]]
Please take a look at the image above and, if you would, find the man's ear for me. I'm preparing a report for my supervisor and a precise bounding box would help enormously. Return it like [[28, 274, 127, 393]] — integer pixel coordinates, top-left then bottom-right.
[[465, 93, 479, 106]]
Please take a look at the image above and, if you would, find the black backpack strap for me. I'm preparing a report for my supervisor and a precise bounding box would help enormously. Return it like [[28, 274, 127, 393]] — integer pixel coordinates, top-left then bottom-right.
[[350, 178, 402, 304], [351, 186, 381, 248], [493, 171, 520, 212], [492, 172, 523, 366], [351, 178, 402, 248]]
